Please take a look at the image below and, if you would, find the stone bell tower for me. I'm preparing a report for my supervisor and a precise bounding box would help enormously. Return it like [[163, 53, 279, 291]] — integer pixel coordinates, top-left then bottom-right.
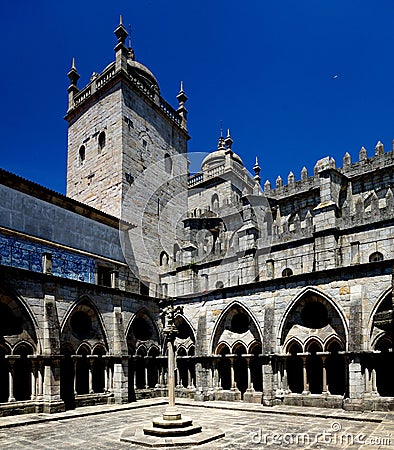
[[65, 17, 190, 219]]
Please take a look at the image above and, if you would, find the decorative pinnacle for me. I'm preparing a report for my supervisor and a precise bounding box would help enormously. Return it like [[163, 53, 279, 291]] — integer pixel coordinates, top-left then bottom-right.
[[253, 156, 261, 184], [114, 15, 128, 45], [176, 80, 188, 104], [253, 157, 261, 175], [67, 57, 80, 86], [224, 128, 233, 149], [218, 134, 226, 150]]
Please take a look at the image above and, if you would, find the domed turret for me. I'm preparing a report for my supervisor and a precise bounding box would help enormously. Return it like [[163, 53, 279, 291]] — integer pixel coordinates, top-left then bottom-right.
[[201, 130, 243, 171]]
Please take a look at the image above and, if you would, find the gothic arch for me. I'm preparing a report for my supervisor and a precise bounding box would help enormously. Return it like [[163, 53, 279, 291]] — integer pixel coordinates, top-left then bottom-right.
[[324, 335, 344, 351], [173, 314, 196, 352], [126, 308, 160, 355], [216, 342, 230, 355], [210, 301, 263, 355], [284, 337, 303, 354], [305, 338, 323, 352], [369, 288, 393, 351], [278, 287, 348, 351], [60, 296, 109, 351], [0, 284, 39, 353]]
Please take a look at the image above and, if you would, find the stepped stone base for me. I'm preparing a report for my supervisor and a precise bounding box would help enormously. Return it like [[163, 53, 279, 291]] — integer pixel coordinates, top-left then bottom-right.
[[120, 408, 225, 447], [120, 425, 225, 447]]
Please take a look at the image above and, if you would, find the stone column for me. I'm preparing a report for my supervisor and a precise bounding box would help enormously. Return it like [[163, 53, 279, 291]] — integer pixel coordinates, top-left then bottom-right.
[[243, 354, 254, 391], [42, 356, 63, 411], [365, 366, 370, 393], [299, 353, 310, 394], [186, 357, 192, 388], [227, 354, 238, 391], [346, 353, 364, 410], [112, 356, 129, 404], [5, 356, 19, 402], [133, 357, 138, 390], [262, 355, 274, 406], [72, 355, 82, 395], [37, 358, 44, 398], [144, 357, 149, 389], [103, 357, 109, 393], [371, 369, 379, 396], [282, 355, 290, 393], [212, 356, 220, 390], [167, 339, 176, 408], [317, 352, 330, 394], [28, 356, 37, 400], [87, 355, 98, 394], [175, 362, 181, 388]]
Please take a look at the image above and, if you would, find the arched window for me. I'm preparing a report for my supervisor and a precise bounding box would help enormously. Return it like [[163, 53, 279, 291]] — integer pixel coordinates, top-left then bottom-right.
[[369, 252, 383, 262], [211, 193, 219, 210], [173, 243, 180, 263], [160, 251, 169, 267], [282, 268, 293, 277], [79, 145, 86, 166], [216, 281, 224, 289], [98, 131, 106, 152], [164, 153, 172, 174]]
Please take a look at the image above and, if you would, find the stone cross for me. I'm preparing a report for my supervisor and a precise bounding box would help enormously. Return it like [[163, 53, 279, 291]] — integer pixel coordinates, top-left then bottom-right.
[[159, 299, 183, 419]]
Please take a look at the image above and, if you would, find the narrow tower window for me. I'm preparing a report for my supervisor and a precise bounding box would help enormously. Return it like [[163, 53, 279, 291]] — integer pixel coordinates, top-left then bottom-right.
[[79, 145, 86, 166], [164, 153, 172, 174], [98, 131, 106, 152]]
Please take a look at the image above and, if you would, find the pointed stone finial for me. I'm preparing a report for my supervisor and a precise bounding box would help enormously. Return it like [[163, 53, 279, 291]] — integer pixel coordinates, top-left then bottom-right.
[[359, 146, 367, 161], [343, 152, 351, 167], [218, 131, 226, 150], [288, 171, 295, 184], [385, 188, 394, 210], [375, 140, 384, 156], [176, 81, 187, 104], [370, 191, 379, 213], [355, 195, 364, 215], [67, 57, 80, 86], [276, 175, 283, 188], [253, 157, 261, 184], [176, 81, 188, 127], [264, 179, 271, 192], [301, 166, 308, 180], [224, 129, 233, 149], [114, 15, 128, 45]]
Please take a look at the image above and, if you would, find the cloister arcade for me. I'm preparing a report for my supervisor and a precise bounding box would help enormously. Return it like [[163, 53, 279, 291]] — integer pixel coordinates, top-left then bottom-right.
[[0, 284, 392, 414]]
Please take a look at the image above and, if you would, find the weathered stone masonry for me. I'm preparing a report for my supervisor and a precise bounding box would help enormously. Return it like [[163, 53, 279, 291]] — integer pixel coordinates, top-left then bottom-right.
[[0, 19, 392, 416]]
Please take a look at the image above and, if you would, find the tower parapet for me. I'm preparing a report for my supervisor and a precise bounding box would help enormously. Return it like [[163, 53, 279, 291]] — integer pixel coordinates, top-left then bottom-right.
[[65, 18, 187, 134]]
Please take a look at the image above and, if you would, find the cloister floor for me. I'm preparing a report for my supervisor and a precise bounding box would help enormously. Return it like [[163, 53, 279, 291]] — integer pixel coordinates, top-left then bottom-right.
[[0, 398, 393, 449]]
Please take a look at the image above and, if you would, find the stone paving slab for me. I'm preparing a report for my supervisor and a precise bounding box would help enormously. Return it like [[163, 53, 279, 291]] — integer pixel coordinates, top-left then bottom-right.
[[0, 399, 393, 449]]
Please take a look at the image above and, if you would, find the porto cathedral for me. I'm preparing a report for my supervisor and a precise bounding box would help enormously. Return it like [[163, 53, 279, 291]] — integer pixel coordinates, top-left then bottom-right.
[[0, 19, 393, 417]]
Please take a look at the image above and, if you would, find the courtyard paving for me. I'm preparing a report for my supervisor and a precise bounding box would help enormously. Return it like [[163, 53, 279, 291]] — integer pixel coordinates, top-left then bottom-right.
[[0, 398, 393, 449]]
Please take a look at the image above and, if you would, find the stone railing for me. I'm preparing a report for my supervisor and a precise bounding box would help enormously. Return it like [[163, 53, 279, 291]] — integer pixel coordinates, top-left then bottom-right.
[[71, 63, 183, 129], [74, 86, 92, 107], [96, 66, 116, 89], [188, 173, 203, 187], [159, 98, 182, 127]]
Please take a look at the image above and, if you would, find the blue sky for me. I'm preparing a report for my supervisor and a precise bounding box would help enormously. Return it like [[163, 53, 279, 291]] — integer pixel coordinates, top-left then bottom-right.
[[1, 1, 394, 193]]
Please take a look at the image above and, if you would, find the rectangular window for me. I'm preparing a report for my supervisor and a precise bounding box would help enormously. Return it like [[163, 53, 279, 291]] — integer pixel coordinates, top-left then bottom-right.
[[97, 266, 112, 287], [42, 252, 52, 274]]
